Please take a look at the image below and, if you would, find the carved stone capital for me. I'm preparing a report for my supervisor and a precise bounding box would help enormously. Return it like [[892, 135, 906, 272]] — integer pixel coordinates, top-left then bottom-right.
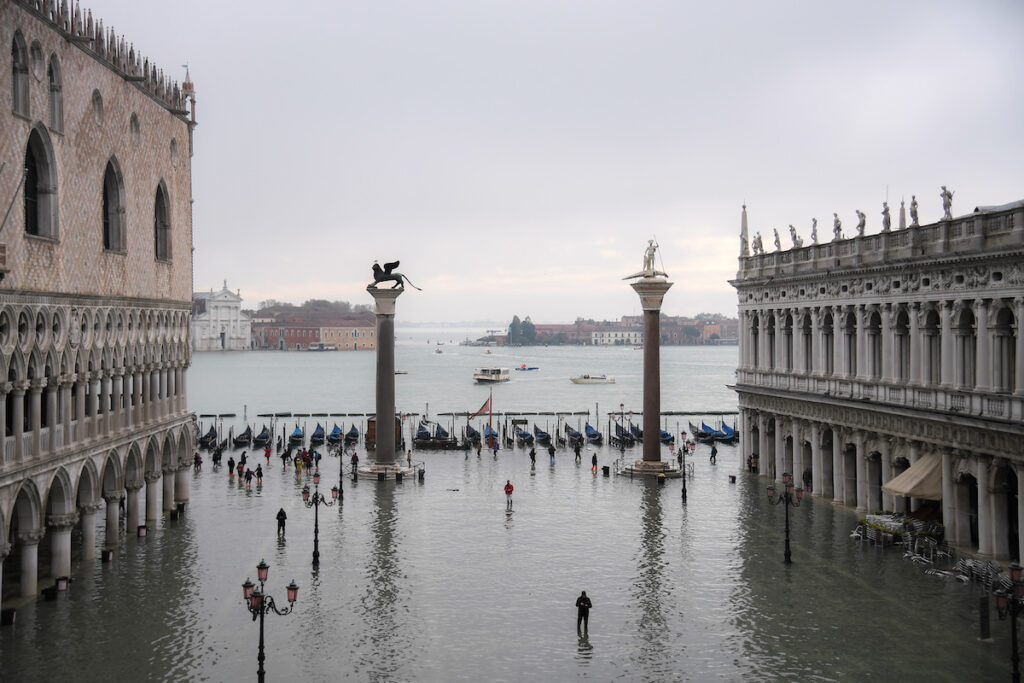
[[47, 512, 80, 531], [17, 529, 45, 545], [79, 502, 104, 516], [125, 479, 145, 492], [144, 472, 161, 484], [103, 491, 125, 503], [12, 379, 30, 394], [29, 378, 47, 392]]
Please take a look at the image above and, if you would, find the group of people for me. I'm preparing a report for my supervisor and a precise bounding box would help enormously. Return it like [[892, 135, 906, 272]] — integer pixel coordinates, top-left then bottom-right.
[[212, 450, 264, 490]]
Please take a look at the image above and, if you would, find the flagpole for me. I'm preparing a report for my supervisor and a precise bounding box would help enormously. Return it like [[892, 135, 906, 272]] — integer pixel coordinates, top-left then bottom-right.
[[488, 387, 493, 444]]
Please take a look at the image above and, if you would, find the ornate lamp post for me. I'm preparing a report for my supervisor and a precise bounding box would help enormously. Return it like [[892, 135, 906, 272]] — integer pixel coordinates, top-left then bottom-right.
[[301, 471, 337, 566], [241, 559, 298, 683], [995, 561, 1024, 682], [766, 472, 803, 564]]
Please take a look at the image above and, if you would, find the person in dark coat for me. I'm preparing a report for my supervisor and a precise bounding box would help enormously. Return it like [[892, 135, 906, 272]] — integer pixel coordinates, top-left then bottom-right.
[[591, 453, 598, 472], [276, 508, 287, 536], [227, 456, 235, 477], [576, 591, 593, 631]]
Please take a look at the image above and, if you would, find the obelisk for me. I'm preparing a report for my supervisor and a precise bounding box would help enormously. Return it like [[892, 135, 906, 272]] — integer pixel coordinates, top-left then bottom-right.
[[367, 285, 402, 466], [624, 240, 674, 474]]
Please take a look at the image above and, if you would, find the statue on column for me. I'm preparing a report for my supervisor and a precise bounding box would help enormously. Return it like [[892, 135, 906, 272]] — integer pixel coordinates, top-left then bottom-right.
[[832, 214, 843, 241], [789, 224, 803, 248], [910, 195, 919, 226], [773, 228, 781, 251], [810, 218, 818, 245], [855, 210, 866, 236], [370, 260, 421, 290], [881, 202, 891, 232], [624, 239, 668, 279], [940, 185, 954, 220]]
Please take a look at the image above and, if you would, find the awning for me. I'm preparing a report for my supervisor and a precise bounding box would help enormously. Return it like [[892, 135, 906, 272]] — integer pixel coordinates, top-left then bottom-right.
[[882, 453, 942, 500]]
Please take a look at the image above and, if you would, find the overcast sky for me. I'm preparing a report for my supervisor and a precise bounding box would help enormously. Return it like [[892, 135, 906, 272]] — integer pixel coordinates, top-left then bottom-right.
[[94, 1, 1024, 323]]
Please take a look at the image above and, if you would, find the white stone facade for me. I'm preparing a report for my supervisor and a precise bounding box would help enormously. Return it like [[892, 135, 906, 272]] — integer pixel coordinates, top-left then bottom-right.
[[732, 199, 1024, 560], [592, 329, 643, 345], [0, 1, 196, 599], [192, 283, 251, 351]]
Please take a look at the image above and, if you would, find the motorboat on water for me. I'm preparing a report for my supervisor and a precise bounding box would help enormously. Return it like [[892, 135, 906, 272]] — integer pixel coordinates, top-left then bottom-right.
[[474, 367, 511, 383], [570, 374, 615, 384]]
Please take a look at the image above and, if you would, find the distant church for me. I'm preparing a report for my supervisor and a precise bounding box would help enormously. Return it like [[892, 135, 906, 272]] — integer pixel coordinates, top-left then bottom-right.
[[192, 281, 251, 351]]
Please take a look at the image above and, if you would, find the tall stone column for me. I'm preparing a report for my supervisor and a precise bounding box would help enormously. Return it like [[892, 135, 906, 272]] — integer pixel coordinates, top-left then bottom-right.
[[941, 449, 956, 544], [855, 305, 868, 381], [832, 428, 845, 506], [810, 421, 821, 495], [142, 368, 151, 424], [101, 372, 112, 436], [18, 530, 42, 596], [0, 382, 8, 463], [879, 440, 893, 511], [1015, 298, 1024, 397], [133, 370, 143, 426], [810, 307, 820, 375], [74, 376, 85, 438], [976, 456, 993, 557], [738, 312, 748, 369], [909, 303, 921, 385], [367, 286, 403, 466], [908, 441, 921, 512], [103, 492, 123, 547], [880, 304, 893, 382], [757, 413, 768, 476], [791, 421, 803, 481], [111, 369, 123, 433], [48, 512, 78, 577], [162, 466, 176, 511], [79, 503, 101, 562], [631, 276, 673, 466], [29, 379, 43, 457], [89, 374, 100, 438], [145, 473, 161, 521], [45, 381, 57, 452], [975, 298, 991, 391], [59, 376, 72, 446], [125, 482, 142, 532], [11, 381, 27, 460], [854, 431, 867, 512], [175, 465, 191, 508], [835, 308, 848, 379], [773, 419, 784, 482], [0, 542, 9, 600], [940, 301, 954, 387]]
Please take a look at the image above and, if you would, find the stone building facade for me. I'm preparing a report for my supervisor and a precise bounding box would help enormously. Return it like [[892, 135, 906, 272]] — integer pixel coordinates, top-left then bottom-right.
[[732, 198, 1024, 560], [0, 1, 196, 602], [192, 282, 251, 351]]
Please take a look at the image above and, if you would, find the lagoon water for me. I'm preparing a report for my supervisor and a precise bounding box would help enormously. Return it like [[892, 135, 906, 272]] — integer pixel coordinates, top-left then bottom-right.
[[0, 330, 1009, 681]]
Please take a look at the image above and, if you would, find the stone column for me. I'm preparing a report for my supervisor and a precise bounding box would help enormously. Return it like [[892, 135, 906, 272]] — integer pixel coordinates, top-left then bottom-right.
[[855, 305, 868, 381], [178, 365, 188, 413], [88, 373, 100, 438], [757, 413, 768, 476], [908, 441, 921, 512], [133, 369, 143, 426], [631, 277, 673, 465], [145, 472, 161, 521], [791, 421, 803, 481], [909, 303, 921, 385], [810, 421, 822, 495], [48, 512, 78, 577], [28, 379, 43, 457], [774, 311, 784, 371], [103, 492, 123, 547], [976, 456, 993, 557], [111, 369, 123, 433], [0, 382, 7, 463], [44, 380, 57, 452], [125, 481, 142, 532], [759, 311, 769, 372], [832, 428, 845, 505], [855, 431, 867, 512], [162, 466, 176, 512], [940, 301, 954, 387], [941, 449, 956, 545], [880, 440, 893, 511], [60, 376, 72, 446], [142, 368, 151, 424], [101, 372, 113, 436], [738, 311, 748, 369], [0, 542, 9, 600], [74, 376, 85, 438], [175, 465, 190, 507], [11, 381, 27, 460], [17, 530, 42, 596], [835, 307, 848, 379], [79, 503, 102, 562], [880, 304, 892, 382], [975, 298, 991, 391], [1015, 298, 1024, 396], [367, 286, 403, 466], [810, 307, 820, 375], [773, 418, 784, 482]]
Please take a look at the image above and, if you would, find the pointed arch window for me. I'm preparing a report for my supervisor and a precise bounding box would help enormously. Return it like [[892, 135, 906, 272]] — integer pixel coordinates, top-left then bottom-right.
[[47, 55, 63, 132], [24, 127, 58, 238], [102, 159, 126, 252], [11, 32, 29, 117], [154, 181, 171, 262]]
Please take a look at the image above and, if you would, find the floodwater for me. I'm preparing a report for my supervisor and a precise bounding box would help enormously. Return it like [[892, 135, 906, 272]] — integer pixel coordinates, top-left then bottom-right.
[[0, 332, 1010, 680]]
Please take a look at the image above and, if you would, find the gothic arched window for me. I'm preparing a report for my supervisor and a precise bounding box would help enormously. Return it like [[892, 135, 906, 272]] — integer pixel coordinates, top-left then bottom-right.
[[154, 181, 171, 261], [24, 126, 58, 238], [102, 158, 126, 252], [47, 54, 63, 132], [11, 32, 29, 117]]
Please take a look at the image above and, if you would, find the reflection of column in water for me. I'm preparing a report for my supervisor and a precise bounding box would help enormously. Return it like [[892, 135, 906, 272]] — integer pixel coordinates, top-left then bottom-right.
[[631, 479, 669, 665]]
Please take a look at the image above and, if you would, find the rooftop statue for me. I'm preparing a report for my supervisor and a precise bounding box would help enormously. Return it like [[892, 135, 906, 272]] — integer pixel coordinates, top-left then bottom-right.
[[832, 214, 843, 241], [370, 260, 422, 290], [789, 224, 803, 248], [881, 202, 891, 232], [941, 185, 954, 220], [810, 218, 818, 245], [624, 239, 669, 279], [855, 210, 866, 236], [910, 195, 919, 226], [752, 232, 763, 255], [773, 228, 781, 251]]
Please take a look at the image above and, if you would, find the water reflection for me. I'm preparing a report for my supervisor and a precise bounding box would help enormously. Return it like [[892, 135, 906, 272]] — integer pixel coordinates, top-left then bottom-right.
[[576, 630, 593, 664], [630, 479, 673, 677]]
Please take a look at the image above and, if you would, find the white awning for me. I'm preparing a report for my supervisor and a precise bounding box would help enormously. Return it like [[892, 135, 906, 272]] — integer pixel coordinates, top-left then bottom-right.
[[882, 453, 942, 500]]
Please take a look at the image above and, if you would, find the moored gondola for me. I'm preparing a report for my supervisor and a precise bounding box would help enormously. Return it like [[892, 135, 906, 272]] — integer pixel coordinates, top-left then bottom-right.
[[253, 425, 271, 448], [310, 423, 325, 446], [326, 424, 344, 444], [614, 422, 635, 447], [288, 425, 304, 446], [564, 424, 584, 447], [585, 423, 603, 445], [465, 424, 481, 445], [533, 424, 551, 447], [233, 425, 253, 448], [198, 425, 217, 449], [344, 425, 360, 444]]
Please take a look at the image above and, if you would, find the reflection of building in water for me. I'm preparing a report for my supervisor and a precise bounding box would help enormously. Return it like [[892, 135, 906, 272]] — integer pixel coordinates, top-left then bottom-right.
[[732, 199, 1024, 560], [0, 1, 197, 600], [631, 480, 669, 664]]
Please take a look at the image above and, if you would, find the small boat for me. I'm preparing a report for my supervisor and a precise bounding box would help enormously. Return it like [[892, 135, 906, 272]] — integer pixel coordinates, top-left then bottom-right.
[[434, 348, 444, 354], [327, 424, 344, 444], [564, 424, 584, 446], [474, 367, 511, 384], [233, 425, 253, 448], [484, 424, 499, 446], [413, 420, 459, 450], [614, 423, 635, 447], [585, 423, 603, 445], [198, 425, 217, 449], [718, 423, 739, 444], [484, 349, 492, 355], [629, 422, 643, 442], [288, 425, 304, 446], [344, 425, 360, 444], [515, 427, 534, 446], [660, 429, 675, 444], [310, 423, 325, 446], [570, 374, 615, 384], [533, 425, 551, 447], [253, 425, 271, 448], [514, 364, 539, 371], [465, 424, 481, 444], [395, 370, 409, 375]]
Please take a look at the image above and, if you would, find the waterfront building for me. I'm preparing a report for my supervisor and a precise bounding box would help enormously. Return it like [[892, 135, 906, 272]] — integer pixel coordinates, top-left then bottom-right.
[[252, 312, 375, 350], [731, 199, 1024, 560], [0, 1, 196, 600], [191, 282, 251, 351]]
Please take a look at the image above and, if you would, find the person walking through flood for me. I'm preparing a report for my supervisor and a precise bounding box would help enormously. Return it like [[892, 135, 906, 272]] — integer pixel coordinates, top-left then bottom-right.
[[237, 461, 245, 479], [277, 508, 287, 537], [504, 480, 514, 509], [709, 445, 717, 464], [227, 456, 235, 477], [255, 464, 263, 485], [529, 446, 536, 465], [591, 452, 598, 472], [574, 442, 582, 462], [239, 451, 247, 469], [576, 591, 593, 631], [244, 468, 254, 490]]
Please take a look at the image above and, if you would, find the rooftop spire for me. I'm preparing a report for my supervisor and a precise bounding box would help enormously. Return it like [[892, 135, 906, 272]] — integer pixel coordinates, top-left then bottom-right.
[[740, 204, 750, 257]]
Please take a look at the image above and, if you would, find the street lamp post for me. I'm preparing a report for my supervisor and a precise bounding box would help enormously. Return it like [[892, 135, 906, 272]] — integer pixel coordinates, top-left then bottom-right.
[[995, 561, 1024, 683], [766, 472, 803, 564], [301, 471, 338, 566], [619, 403, 625, 454], [241, 559, 298, 683], [680, 440, 687, 501]]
